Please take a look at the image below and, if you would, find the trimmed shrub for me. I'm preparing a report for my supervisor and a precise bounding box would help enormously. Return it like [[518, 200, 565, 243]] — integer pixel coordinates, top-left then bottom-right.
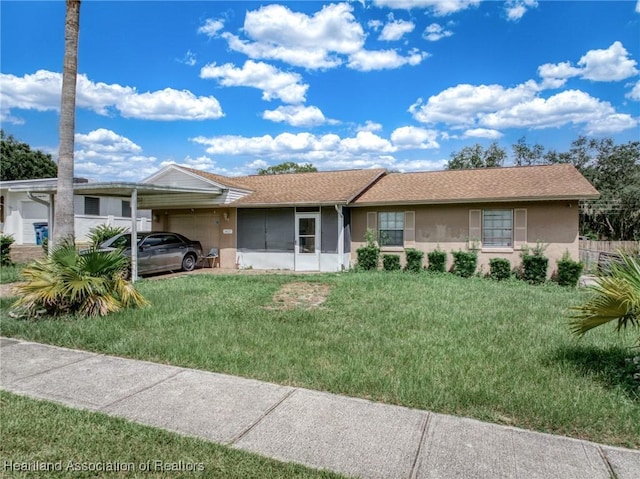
[[451, 250, 477, 278], [427, 249, 447, 273], [489, 258, 511, 281], [557, 251, 583, 287], [520, 242, 549, 285], [356, 229, 380, 271], [404, 248, 424, 272], [382, 254, 401, 271], [1, 234, 15, 266], [522, 254, 548, 284]]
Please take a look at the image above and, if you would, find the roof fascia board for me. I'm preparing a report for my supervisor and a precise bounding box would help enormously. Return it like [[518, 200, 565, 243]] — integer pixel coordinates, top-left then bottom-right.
[[171, 165, 254, 193], [351, 194, 600, 207]]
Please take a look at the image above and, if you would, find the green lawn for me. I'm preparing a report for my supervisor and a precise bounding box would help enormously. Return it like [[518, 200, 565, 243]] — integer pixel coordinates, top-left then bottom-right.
[[0, 391, 344, 479], [1, 272, 638, 448], [0, 263, 25, 284]]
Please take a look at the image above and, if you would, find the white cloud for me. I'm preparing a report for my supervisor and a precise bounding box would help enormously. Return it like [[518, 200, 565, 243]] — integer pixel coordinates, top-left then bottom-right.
[[73, 129, 159, 181], [372, 0, 480, 16], [463, 128, 503, 139], [538, 42, 638, 85], [578, 41, 638, 81], [410, 78, 638, 135], [222, 3, 364, 70], [368, 19, 383, 31], [348, 48, 428, 71], [390, 126, 439, 149], [479, 89, 638, 134], [262, 105, 336, 127], [423, 23, 454, 42], [357, 120, 383, 132], [198, 18, 224, 37], [409, 81, 541, 125], [200, 60, 308, 104], [0, 70, 224, 121], [505, 0, 538, 21], [189, 128, 445, 171], [636, 0, 640, 13], [379, 19, 415, 41], [626, 80, 640, 100], [177, 50, 196, 67]]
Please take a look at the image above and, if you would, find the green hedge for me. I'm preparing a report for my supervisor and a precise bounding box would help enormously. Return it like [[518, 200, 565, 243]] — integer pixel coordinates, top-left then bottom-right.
[[557, 253, 583, 287], [489, 258, 511, 281], [357, 245, 379, 270], [382, 254, 401, 271], [451, 250, 477, 278], [404, 248, 424, 272], [522, 255, 548, 284], [1, 235, 15, 266], [427, 250, 447, 273]]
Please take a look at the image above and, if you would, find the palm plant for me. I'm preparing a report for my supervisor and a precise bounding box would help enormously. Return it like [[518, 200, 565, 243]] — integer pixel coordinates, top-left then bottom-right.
[[11, 240, 148, 318], [87, 224, 127, 248], [570, 251, 640, 341]]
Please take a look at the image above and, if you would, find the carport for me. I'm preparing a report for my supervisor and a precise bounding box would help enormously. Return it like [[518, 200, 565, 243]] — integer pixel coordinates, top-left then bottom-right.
[[13, 182, 223, 282]]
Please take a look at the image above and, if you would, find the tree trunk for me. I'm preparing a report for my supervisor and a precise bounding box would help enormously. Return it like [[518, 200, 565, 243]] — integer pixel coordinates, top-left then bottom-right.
[[54, 0, 81, 245]]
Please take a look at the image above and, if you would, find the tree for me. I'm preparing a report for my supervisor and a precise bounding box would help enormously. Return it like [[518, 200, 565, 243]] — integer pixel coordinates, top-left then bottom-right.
[[446, 142, 506, 170], [257, 161, 317, 175], [0, 130, 57, 181], [54, 0, 81, 245], [512, 136, 545, 166]]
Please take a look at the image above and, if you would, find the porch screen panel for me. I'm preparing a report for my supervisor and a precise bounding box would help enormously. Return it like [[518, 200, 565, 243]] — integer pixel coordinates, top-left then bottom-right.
[[343, 208, 351, 253], [266, 208, 294, 252], [237, 209, 267, 251], [321, 207, 338, 253]]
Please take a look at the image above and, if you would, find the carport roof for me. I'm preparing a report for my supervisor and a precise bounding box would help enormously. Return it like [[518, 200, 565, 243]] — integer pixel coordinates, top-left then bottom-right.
[[8, 181, 222, 198]]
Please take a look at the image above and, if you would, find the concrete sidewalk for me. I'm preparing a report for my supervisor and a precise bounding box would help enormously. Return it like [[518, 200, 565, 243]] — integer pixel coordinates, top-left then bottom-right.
[[1, 338, 638, 479]]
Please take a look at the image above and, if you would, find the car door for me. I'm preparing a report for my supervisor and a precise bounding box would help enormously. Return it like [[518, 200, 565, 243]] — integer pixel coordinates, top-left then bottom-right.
[[137, 234, 164, 273], [157, 233, 185, 271]]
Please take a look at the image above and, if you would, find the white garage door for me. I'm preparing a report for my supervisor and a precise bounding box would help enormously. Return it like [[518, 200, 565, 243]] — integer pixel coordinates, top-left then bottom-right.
[[168, 212, 220, 253]]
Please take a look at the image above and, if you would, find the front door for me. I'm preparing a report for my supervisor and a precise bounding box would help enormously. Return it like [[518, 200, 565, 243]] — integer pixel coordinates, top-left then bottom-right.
[[295, 213, 320, 271]]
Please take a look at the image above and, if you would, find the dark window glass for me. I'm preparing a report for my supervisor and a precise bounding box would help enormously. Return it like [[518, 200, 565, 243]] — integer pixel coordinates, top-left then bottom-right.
[[84, 197, 100, 216], [378, 212, 404, 246]]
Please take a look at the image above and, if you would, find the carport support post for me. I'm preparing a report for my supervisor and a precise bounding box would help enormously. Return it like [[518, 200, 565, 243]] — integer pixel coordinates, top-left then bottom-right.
[[130, 188, 138, 282], [48, 194, 55, 256]]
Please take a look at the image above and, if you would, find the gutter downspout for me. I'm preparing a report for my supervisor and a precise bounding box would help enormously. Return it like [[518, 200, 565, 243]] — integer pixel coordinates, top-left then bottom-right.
[[335, 204, 344, 271], [28, 192, 54, 254]]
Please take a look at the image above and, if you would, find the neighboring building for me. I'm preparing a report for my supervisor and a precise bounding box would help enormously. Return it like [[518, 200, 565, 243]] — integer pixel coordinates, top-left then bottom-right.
[[8, 164, 599, 276], [0, 178, 151, 244]]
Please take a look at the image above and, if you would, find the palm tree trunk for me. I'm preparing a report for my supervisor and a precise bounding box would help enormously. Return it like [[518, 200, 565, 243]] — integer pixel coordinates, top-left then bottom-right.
[[53, 0, 81, 245]]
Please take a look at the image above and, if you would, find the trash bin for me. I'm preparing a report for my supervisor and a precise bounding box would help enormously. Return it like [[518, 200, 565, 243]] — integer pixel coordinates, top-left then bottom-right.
[[33, 222, 48, 246]]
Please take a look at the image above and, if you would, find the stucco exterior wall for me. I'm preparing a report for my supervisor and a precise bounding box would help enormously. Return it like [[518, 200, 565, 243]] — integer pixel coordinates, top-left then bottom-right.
[[350, 201, 579, 277], [153, 207, 238, 269]]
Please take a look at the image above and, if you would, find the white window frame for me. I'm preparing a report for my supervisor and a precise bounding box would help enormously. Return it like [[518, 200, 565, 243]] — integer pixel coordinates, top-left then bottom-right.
[[378, 211, 404, 247], [482, 209, 513, 248]]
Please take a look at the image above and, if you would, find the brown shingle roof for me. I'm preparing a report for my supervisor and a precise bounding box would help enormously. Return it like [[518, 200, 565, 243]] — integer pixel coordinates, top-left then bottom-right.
[[353, 164, 599, 205], [183, 167, 387, 206], [174, 165, 254, 191]]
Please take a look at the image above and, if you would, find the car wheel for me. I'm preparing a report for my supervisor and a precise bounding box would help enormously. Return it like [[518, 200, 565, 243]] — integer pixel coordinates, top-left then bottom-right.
[[181, 253, 197, 272]]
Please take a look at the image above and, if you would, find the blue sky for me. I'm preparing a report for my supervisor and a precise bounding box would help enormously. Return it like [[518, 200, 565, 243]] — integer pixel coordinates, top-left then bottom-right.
[[1, 0, 639, 181]]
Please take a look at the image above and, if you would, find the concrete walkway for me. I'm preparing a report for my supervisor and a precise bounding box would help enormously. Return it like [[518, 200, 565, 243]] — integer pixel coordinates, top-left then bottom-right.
[[1, 338, 638, 479]]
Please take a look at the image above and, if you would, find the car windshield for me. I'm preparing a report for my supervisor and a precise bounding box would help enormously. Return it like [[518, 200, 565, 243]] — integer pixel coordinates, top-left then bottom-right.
[[107, 233, 145, 249]]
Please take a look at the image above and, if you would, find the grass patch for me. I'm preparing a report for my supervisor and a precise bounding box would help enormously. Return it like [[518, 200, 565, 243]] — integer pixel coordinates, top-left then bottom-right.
[[0, 263, 25, 284], [2, 272, 639, 448], [0, 391, 344, 478]]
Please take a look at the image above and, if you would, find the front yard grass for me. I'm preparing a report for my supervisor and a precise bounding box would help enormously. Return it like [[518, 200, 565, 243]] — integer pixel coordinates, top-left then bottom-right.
[[0, 262, 24, 284], [0, 391, 344, 479], [1, 272, 638, 448]]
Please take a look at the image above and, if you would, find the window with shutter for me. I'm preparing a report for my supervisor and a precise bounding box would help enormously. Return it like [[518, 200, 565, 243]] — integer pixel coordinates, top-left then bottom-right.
[[378, 212, 404, 246], [469, 209, 481, 248], [482, 210, 513, 247], [514, 208, 527, 248], [404, 211, 415, 246]]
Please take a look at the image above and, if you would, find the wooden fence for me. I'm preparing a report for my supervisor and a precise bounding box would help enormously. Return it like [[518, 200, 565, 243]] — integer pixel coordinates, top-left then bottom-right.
[[578, 240, 639, 272]]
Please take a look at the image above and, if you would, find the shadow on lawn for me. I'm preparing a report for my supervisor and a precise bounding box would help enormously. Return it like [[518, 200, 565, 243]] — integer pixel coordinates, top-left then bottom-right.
[[553, 344, 640, 401]]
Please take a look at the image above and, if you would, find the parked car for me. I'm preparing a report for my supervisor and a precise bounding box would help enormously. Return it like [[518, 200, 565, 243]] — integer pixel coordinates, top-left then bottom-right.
[[99, 232, 203, 275]]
